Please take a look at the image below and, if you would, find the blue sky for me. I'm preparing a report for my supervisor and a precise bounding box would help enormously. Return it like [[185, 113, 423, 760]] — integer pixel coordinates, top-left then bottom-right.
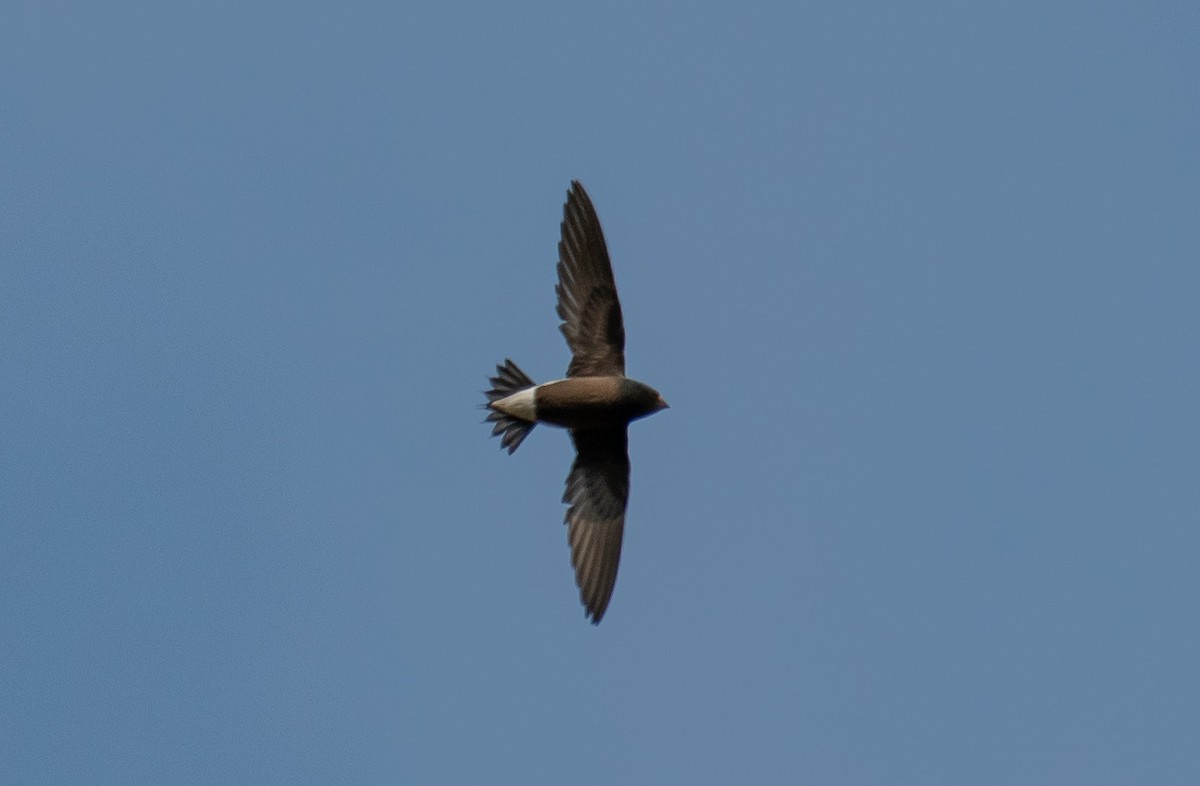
[[3, 2, 1198, 783]]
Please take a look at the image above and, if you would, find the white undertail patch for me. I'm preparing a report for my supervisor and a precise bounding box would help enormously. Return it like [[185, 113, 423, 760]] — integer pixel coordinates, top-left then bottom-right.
[[492, 380, 565, 422], [492, 385, 539, 421]]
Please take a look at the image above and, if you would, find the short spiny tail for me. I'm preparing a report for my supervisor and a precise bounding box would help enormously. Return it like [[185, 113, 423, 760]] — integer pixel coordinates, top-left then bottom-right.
[[484, 359, 537, 454]]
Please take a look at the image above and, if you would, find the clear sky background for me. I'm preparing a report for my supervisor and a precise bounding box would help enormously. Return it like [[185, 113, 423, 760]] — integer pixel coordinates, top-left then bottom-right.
[[3, 2, 1198, 783]]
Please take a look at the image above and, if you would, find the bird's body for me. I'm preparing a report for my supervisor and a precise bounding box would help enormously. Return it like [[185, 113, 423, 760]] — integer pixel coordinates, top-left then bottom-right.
[[484, 181, 667, 624], [492, 377, 665, 430]]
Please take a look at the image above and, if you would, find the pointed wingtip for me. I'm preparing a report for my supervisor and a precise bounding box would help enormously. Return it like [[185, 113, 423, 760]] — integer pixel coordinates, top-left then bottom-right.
[[568, 180, 591, 205]]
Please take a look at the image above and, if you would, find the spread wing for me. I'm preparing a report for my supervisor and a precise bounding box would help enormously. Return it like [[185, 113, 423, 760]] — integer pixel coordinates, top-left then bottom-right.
[[556, 181, 626, 378], [564, 427, 630, 624]]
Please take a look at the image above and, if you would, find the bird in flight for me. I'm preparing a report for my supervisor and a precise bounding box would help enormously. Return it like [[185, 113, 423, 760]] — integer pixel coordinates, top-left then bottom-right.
[[484, 181, 669, 624]]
